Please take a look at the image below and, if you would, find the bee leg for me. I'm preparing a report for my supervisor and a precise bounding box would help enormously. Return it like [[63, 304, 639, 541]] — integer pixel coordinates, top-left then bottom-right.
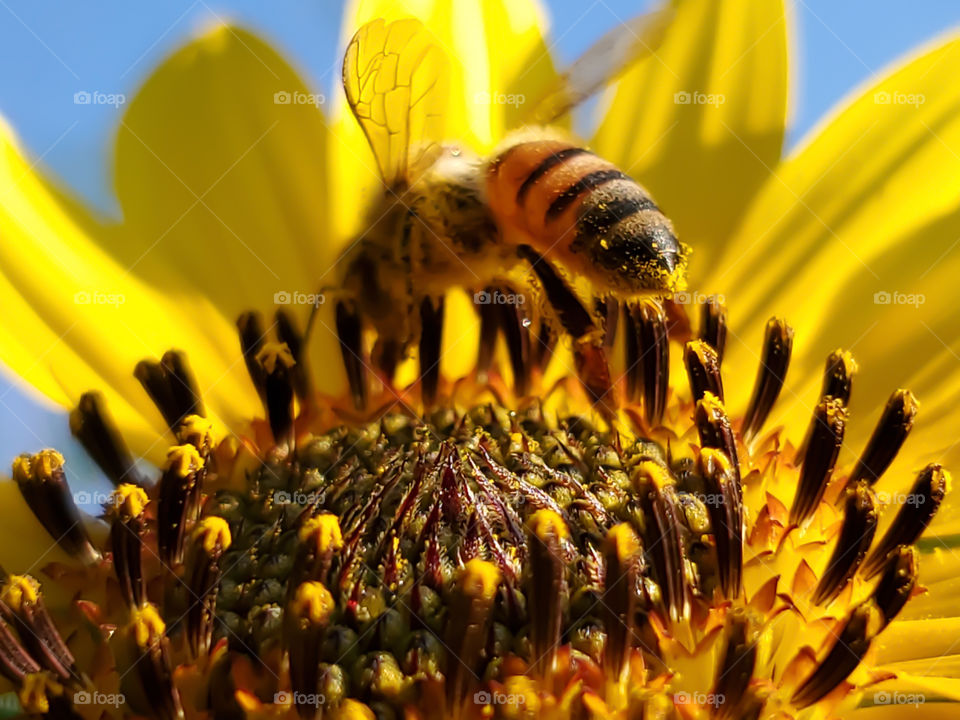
[[419, 296, 445, 406], [335, 300, 367, 410], [372, 337, 402, 389], [598, 297, 620, 349], [497, 290, 531, 397], [517, 245, 615, 412], [531, 319, 556, 373]]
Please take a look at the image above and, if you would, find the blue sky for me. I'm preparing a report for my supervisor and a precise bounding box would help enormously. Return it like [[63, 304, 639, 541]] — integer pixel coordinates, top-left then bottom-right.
[[1, 0, 959, 487]]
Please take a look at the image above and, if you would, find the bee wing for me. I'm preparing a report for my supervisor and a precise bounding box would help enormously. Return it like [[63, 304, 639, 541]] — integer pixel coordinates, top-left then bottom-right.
[[527, 6, 674, 125], [342, 18, 449, 188]]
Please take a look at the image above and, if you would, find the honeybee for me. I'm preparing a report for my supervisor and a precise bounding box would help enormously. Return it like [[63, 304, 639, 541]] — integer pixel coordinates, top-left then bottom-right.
[[333, 10, 688, 413]]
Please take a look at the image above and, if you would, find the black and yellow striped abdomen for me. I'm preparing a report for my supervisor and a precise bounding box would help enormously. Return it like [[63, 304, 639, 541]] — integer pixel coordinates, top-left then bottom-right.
[[487, 139, 686, 294]]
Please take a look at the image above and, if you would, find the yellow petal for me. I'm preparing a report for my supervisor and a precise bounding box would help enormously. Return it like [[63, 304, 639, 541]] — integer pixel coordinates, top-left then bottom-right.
[[593, 0, 788, 282], [111, 24, 345, 396], [0, 119, 260, 461], [709, 35, 960, 480]]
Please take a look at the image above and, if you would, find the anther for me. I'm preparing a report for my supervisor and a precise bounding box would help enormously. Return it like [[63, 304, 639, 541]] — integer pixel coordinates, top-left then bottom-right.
[[237, 311, 267, 399], [290, 513, 343, 590], [700, 295, 727, 362], [684, 339, 723, 402], [444, 559, 501, 707], [847, 389, 918, 487], [792, 602, 882, 708], [134, 350, 204, 432], [185, 517, 231, 658], [175, 414, 213, 456], [419, 296, 445, 406], [694, 393, 741, 488], [106, 484, 149, 607], [601, 524, 642, 675], [713, 614, 758, 720], [631, 461, 690, 619], [862, 463, 949, 578], [790, 398, 846, 525], [335, 300, 367, 410], [812, 482, 878, 605], [0, 617, 41, 684], [286, 582, 335, 718], [625, 300, 669, 424], [275, 309, 311, 400], [0, 575, 76, 681], [872, 546, 918, 626], [699, 449, 742, 598], [821, 349, 858, 406], [69, 391, 148, 487], [12, 451, 99, 564], [256, 342, 296, 446], [122, 604, 183, 720], [156, 444, 205, 567], [741, 318, 794, 442], [526, 510, 569, 678]]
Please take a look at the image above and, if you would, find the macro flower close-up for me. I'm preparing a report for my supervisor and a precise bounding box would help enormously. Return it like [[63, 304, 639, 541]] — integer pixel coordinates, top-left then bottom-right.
[[0, 0, 959, 718]]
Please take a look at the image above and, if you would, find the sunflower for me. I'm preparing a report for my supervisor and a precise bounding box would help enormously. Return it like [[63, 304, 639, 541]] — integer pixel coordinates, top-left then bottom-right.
[[0, 0, 958, 718]]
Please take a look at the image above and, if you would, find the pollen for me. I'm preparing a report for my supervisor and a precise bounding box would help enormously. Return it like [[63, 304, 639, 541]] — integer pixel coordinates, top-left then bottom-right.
[[0, 294, 950, 720]]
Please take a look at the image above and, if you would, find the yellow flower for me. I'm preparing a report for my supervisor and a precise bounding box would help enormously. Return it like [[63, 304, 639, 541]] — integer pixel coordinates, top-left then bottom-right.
[[0, 0, 958, 718]]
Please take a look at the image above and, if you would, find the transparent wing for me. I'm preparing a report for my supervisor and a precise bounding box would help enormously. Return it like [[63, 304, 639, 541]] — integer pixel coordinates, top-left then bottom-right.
[[528, 5, 674, 124], [342, 18, 449, 188]]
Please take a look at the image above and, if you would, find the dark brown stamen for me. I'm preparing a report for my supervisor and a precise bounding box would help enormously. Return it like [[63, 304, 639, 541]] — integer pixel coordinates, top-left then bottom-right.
[[419, 296, 445, 406], [288, 514, 343, 595], [69, 392, 149, 487], [335, 300, 367, 410], [237, 311, 267, 400], [700, 295, 727, 362], [275, 310, 311, 401], [694, 393, 741, 490], [862, 463, 948, 578], [790, 398, 846, 525], [813, 482, 878, 605], [0, 576, 76, 681], [700, 449, 742, 598], [135, 350, 204, 432], [821, 349, 858, 406], [122, 604, 183, 720], [185, 518, 231, 658], [0, 618, 40, 684], [156, 444, 205, 567], [847, 389, 918, 487], [684, 339, 723, 403], [12, 451, 99, 564], [256, 342, 296, 446], [444, 560, 501, 708], [792, 602, 881, 708], [741, 318, 794, 442], [632, 462, 690, 620], [107, 484, 149, 608], [285, 582, 334, 719], [526, 510, 568, 678], [713, 614, 758, 720], [872, 546, 918, 626], [625, 300, 669, 424], [601, 524, 642, 676]]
